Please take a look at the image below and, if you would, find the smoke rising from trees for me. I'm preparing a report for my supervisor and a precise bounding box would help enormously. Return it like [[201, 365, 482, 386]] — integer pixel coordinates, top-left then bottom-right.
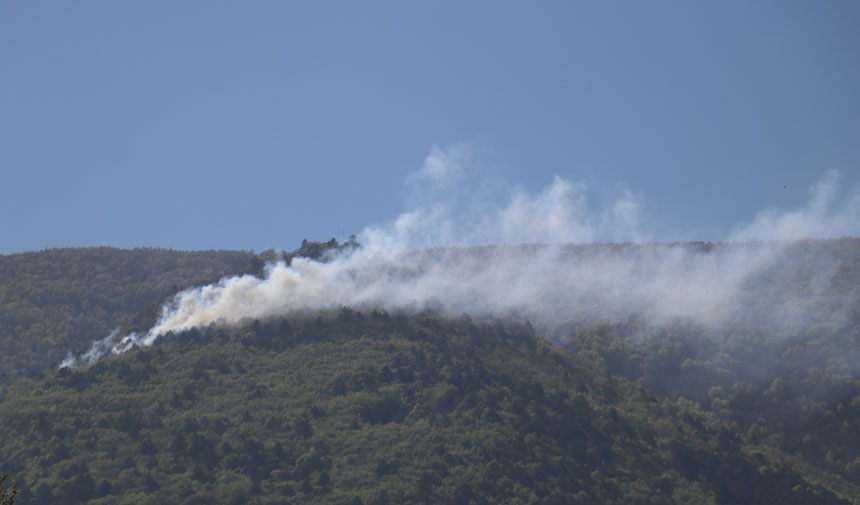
[[62, 147, 860, 368]]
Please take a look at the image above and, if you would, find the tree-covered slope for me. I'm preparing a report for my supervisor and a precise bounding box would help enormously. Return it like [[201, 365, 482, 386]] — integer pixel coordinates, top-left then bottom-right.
[[557, 239, 860, 500], [0, 248, 254, 382], [0, 311, 847, 505], [2, 239, 859, 504]]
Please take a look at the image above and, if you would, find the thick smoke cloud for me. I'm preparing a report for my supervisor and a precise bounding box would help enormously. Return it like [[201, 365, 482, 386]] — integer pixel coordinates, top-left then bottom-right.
[[61, 147, 860, 368]]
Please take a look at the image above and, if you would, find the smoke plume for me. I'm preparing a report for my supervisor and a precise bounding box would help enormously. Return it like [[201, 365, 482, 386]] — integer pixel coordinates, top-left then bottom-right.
[[61, 148, 860, 368]]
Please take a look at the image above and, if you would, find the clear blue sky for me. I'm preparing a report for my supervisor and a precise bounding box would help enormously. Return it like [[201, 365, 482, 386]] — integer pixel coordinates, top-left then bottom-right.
[[2, 1, 859, 253]]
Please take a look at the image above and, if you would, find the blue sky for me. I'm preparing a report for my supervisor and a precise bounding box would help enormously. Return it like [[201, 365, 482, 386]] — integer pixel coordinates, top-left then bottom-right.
[[2, 1, 859, 253]]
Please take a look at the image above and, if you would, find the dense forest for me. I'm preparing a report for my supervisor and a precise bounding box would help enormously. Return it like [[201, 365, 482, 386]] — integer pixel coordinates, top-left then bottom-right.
[[0, 240, 858, 504], [0, 248, 254, 382], [0, 310, 850, 505]]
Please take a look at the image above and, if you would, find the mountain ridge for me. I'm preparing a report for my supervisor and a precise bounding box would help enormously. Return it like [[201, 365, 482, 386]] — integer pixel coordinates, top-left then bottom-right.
[[1, 239, 859, 503]]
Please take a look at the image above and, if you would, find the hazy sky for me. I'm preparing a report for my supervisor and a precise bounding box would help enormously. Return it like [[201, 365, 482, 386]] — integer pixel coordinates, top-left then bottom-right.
[[2, 1, 859, 254]]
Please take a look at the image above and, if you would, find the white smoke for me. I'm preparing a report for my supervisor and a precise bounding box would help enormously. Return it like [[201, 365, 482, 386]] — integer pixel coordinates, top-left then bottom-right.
[[60, 147, 860, 368], [730, 170, 860, 241], [408, 143, 468, 189]]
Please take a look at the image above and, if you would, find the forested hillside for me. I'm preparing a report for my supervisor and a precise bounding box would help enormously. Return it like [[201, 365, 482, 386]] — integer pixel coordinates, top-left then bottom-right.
[[0, 248, 254, 382], [0, 311, 847, 505], [1, 239, 859, 504], [557, 239, 860, 497]]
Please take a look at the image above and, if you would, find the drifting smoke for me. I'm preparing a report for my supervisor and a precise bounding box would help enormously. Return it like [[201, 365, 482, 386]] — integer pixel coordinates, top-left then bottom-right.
[[61, 148, 860, 368]]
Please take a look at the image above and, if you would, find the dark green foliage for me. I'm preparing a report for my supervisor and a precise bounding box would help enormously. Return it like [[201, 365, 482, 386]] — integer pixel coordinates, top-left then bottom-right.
[[0, 312, 849, 505], [0, 247, 254, 382]]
